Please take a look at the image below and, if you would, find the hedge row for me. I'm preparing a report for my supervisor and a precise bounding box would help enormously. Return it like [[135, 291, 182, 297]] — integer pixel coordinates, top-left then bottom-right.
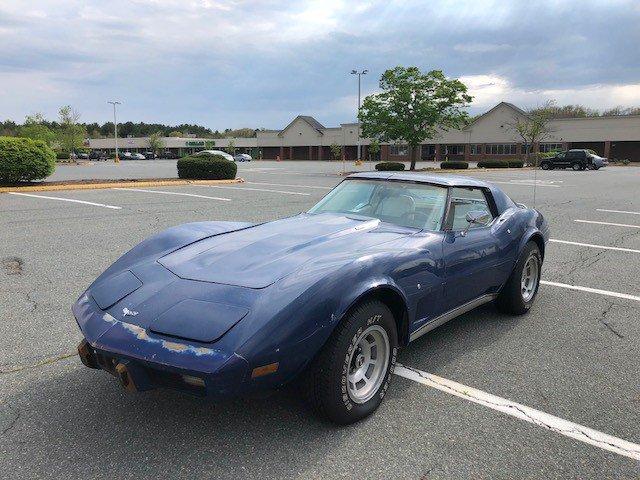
[[0, 136, 56, 184], [177, 154, 237, 180], [440, 161, 469, 170], [375, 161, 405, 171], [477, 159, 524, 168]]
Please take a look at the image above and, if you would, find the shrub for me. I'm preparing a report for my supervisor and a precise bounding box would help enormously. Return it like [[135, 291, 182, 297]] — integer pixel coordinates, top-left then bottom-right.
[[177, 154, 237, 180], [508, 160, 524, 168], [375, 161, 405, 171], [440, 161, 468, 170], [56, 151, 70, 160], [477, 159, 510, 168], [0, 136, 56, 184]]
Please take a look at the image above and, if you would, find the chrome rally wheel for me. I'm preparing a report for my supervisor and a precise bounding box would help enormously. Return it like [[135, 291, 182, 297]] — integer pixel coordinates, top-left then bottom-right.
[[347, 325, 390, 404], [521, 253, 540, 302]]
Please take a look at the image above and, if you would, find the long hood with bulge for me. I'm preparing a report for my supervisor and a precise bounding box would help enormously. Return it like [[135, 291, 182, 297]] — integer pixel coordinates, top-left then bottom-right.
[[157, 213, 413, 288]]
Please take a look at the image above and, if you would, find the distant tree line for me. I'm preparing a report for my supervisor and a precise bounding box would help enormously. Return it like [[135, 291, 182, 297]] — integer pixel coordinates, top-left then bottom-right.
[[528, 103, 640, 118], [0, 110, 261, 149]]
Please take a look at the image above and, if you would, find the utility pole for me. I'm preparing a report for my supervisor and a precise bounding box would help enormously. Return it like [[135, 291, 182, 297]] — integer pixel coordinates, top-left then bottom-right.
[[107, 101, 121, 163], [351, 69, 368, 161]]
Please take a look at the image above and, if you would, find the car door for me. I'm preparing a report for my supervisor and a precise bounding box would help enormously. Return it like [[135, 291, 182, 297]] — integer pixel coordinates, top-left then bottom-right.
[[441, 187, 506, 311], [553, 151, 567, 167]]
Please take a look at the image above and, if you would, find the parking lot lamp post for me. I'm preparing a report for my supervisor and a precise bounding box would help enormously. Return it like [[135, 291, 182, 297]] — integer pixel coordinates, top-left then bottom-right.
[[107, 101, 121, 163], [351, 69, 368, 161]]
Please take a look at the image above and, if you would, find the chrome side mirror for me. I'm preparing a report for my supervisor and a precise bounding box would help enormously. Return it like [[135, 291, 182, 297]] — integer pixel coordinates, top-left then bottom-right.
[[461, 210, 492, 236]]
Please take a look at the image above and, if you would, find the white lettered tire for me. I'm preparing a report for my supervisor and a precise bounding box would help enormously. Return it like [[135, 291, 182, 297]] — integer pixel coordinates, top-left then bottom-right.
[[302, 300, 398, 424]]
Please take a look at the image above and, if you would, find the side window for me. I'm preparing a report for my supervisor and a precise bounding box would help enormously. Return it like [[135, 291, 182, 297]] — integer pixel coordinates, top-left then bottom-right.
[[446, 187, 495, 231]]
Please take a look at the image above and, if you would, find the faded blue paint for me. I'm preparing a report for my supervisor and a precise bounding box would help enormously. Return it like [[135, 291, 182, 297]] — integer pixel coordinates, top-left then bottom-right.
[[72, 174, 549, 398]]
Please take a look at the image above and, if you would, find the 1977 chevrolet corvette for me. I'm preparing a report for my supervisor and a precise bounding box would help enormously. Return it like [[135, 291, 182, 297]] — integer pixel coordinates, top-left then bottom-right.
[[74, 172, 549, 424]]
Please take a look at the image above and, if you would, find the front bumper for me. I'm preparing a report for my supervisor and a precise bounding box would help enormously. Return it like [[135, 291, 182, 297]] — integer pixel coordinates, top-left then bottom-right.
[[73, 294, 249, 399]]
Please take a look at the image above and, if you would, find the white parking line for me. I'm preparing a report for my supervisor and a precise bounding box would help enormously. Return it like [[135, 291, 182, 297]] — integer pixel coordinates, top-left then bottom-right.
[[243, 181, 332, 190], [549, 239, 640, 254], [596, 208, 640, 216], [112, 187, 231, 202], [574, 219, 640, 229], [489, 181, 561, 188], [541, 280, 640, 302], [7, 192, 122, 210], [394, 364, 640, 461], [195, 185, 311, 196]]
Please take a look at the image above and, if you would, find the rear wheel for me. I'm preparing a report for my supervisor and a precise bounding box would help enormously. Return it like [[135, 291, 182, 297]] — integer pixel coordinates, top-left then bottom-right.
[[572, 162, 584, 171], [302, 300, 398, 424], [496, 241, 542, 315]]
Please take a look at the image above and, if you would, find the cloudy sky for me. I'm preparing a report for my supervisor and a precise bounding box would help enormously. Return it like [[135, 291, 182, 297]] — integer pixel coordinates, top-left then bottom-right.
[[1, 0, 639, 129]]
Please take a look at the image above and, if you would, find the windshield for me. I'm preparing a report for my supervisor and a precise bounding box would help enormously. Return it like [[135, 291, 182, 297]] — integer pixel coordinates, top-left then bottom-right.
[[308, 179, 448, 231]]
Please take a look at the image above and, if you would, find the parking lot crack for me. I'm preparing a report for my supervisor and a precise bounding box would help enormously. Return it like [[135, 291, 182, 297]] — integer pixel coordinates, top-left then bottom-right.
[[25, 291, 38, 312], [598, 301, 624, 338], [0, 404, 20, 436], [0, 351, 77, 375]]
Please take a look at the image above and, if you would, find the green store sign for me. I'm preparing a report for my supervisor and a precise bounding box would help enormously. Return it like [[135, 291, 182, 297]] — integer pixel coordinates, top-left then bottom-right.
[[185, 140, 216, 148]]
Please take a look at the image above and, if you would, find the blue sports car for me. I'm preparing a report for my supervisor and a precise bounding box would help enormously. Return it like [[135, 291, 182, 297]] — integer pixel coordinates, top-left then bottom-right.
[[74, 172, 549, 424]]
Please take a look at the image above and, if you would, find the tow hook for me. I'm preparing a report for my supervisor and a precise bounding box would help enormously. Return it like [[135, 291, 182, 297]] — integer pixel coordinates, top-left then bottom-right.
[[115, 363, 138, 393], [77, 339, 99, 369]]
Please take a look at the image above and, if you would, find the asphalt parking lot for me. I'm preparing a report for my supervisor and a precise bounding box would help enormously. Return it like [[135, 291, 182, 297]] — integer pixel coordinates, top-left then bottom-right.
[[1, 163, 639, 479]]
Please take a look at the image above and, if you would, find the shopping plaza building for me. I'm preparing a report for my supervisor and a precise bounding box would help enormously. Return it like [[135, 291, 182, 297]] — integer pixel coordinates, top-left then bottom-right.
[[88, 102, 640, 161]]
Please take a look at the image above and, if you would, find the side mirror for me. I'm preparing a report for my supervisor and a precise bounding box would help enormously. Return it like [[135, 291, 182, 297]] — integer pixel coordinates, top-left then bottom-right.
[[460, 210, 492, 236]]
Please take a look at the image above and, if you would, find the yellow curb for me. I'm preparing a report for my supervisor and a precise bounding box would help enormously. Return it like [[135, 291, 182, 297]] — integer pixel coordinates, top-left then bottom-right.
[[0, 178, 244, 193]]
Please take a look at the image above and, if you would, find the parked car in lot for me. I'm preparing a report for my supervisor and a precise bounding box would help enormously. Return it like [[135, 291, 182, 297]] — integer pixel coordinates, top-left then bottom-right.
[[160, 151, 179, 159], [119, 152, 133, 160], [74, 172, 549, 424], [130, 152, 146, 160], [589, 154, 608, 170], [192, 149, 234, 162], [89, 151, 107, 161], [143, 151, 157, 160], [234, 153, 252, 162], [540, 149, 607, 171]]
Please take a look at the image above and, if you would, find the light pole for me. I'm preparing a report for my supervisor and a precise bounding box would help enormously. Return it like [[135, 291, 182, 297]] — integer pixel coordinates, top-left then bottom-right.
[[107, 101, 121, 163], [351, 69, 368, 161]]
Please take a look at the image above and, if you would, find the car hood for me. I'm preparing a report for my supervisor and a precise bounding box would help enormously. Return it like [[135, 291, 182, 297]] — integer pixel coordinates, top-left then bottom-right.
[[157, 213, 413, 288]]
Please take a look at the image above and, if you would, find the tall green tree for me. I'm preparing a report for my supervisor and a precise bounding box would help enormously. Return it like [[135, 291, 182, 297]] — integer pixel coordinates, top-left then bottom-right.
[[507, 100, 555, 166], [148, 131, 165, 154], [227, 139, 236, 155], [57, 106, 87, 153], [367, 139, 380, 161], [19, 113, 56, 146], [359, 67, 472, 170], [330, 143, 342, 161]]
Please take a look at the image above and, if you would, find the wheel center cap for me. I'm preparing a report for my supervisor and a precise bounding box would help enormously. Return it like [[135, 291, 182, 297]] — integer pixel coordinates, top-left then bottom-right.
[[355, 354, 365, 369]]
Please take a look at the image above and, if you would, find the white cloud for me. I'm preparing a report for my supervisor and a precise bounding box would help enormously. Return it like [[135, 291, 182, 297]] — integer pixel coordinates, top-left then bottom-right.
[[461, 74, 640, 111], [453, 43, 511, 53]]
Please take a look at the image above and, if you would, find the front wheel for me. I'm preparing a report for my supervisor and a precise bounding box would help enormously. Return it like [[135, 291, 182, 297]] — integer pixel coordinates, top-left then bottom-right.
[[572, 162, 583, 171], [540, 162, 550, 170], [302, 300, 398, 424], [496, 241, 542, 315]]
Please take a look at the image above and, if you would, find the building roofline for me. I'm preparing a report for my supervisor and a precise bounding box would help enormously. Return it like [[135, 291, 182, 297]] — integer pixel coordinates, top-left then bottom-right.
[[278, 115, 325, 137]]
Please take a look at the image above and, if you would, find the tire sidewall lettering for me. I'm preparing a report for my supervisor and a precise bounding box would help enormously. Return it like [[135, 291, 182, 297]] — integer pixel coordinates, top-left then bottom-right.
[[340, 314, 395, 411]]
